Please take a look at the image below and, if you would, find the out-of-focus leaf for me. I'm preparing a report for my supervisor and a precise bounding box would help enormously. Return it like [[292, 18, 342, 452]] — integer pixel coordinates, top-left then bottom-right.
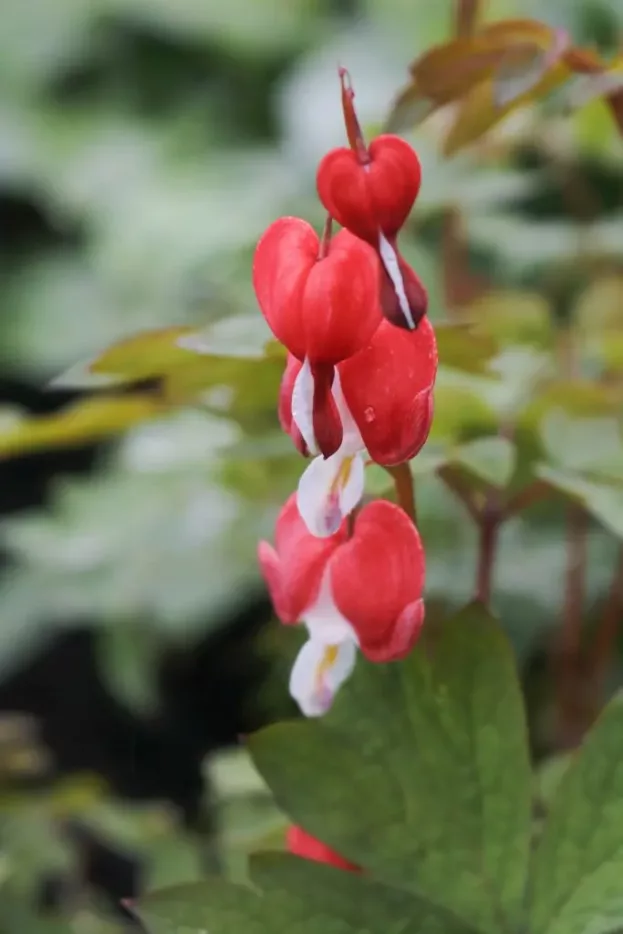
[[468, 290, 554, 348], [540, 410, 623, 481], [389, 19, 573, 142], [444, 60, 569, 155], [452, 436, 516, 488], [430, 372, 499, 443], [574, 276, 623, 372], [96, 624, 163, 716], [435, 321, 498, 373], [0, 396, 164, 459], [537, 466, 623, 540], [565, 58, 623, 135]]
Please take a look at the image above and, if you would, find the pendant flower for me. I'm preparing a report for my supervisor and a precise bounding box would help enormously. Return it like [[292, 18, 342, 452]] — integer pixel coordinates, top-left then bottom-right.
[[258, 495, 426, 716], [316, 69, 427, 331], [252, 216, 382, 457], [287, 825, 360, 872], [280, 317, 437, 537]]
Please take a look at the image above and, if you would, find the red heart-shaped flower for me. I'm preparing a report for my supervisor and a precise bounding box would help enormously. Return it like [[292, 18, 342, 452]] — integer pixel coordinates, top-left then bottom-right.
[[316, 136, 422, 245]]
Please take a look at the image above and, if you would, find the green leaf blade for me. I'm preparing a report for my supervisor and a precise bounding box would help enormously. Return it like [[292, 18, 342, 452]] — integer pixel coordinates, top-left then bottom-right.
[[529, 693, 623, 934]]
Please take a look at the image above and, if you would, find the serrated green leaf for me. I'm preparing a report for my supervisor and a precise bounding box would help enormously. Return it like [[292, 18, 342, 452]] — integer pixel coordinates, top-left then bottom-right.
[[135, 860, 479, 934], [529, 693, 623, 934], [248, 604, 532, 934], [452, 436, 516, 488]]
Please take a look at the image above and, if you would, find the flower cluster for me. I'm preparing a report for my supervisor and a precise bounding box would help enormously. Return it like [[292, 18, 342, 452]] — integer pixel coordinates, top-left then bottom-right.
[[256, 70, 437, 717]]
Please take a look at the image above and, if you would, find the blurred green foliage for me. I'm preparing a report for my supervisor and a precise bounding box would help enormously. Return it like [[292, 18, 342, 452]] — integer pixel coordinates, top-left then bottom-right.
[[0, 0, 623, 929]]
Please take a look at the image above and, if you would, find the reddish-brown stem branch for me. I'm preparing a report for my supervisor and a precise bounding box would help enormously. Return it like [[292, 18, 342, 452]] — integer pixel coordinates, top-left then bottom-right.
[[455, 0, 482, 38], [503, 480, 551, 520], [437, 464, 481, 521], [553, 505, 589, 749], [386, 463, 417, 525], [318, 214, 333, 260], [475, 501, 499, 605], [587, 545, 623, 703]]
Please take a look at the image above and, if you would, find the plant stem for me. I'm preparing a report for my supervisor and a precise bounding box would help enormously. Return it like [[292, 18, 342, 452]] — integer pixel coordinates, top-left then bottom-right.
[[503, 479, 551, 519], [475, 502, 499, 605], [386, 463, 417, 524], [587, 545, 623, 707], [437, 464, 480, 521], [554, 504, 588, 749], [318, 214, 333, 260], [455, 0, 482, 37]]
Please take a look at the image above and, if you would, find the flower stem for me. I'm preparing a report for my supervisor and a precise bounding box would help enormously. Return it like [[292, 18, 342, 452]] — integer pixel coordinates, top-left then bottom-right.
[[338, 67, 370, 165], [385, 463, 417, 525], [318, 214, 333, 260]]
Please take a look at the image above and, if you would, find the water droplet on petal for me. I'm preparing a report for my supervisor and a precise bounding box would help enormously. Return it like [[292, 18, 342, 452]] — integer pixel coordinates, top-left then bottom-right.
[[364, 406, 375, 423]]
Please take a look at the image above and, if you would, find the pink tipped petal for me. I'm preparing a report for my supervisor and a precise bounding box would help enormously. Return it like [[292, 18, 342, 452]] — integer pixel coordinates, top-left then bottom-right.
[[289, 637, 357, 717], [257, 540, 295, 623], [338, 316, 437, 466], [278, 355, 307, 456], [377, 233, 416, 330], [330, 500, 425, 658], [310, 362, 343, 458], [259, 494, 347, 625], [297, 451, 365, 538], [360, 598, 425, 663]]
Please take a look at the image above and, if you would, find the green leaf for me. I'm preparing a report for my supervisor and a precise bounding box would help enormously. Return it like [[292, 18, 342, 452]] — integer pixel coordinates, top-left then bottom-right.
[[135, 860, 479, 934], [249, 604, 532, 933], [537, 466, 623, 540], [529, 693, 623, 934], [452, 436, 516, 488], [540, 410, 623, 482]]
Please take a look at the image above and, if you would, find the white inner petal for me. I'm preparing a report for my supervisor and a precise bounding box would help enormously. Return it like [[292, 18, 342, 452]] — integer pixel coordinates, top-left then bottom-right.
[[378, 232, 415, 330], [331, 369, 365, 454], [297, 450, 365, 538], [291, 357, 319, 455], [289, 637, 357, 718], [303, 565, 358, 644]]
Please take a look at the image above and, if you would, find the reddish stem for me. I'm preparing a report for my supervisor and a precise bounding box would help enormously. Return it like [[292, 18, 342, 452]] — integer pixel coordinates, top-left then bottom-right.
[[475, 503, 499, 605], [554, 505, 588, 749], [318, 214, 333, 260], [588, 545, 623, 706], [338, 68, 370, 166], [385, 463, 417, 525], [455, 0, 482, 38]]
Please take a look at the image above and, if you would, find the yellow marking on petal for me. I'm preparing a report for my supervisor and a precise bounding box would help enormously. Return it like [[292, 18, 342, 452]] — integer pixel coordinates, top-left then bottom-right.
[[315, 644, 340, 696], [329, 455, 355, 496]]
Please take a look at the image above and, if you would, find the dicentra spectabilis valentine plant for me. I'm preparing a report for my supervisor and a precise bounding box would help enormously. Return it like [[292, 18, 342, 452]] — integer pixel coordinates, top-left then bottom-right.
[[252, 69, 434, 716]]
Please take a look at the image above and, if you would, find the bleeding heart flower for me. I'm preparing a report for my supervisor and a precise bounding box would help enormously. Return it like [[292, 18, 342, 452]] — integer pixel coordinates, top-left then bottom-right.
[[258, 495, 426, 715], [287, 825, 360, 872], [316, 69, 427, 331], [253, 215, 382, 457], [280, 317, 437, 537]]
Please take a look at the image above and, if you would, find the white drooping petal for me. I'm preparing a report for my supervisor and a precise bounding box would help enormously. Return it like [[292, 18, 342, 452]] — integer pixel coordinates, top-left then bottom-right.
[[331, 369, 364, 454], [289, 637, 357, 717], [297, 450, 365, 538], [291, 357, 319, 455], [378, 232, 415, 330], [303, 564, 358, 644]]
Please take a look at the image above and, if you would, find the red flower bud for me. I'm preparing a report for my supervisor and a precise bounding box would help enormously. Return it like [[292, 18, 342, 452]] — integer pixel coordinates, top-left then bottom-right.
[[286, 825, 360, 872], [316, 135, 421, 245]]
